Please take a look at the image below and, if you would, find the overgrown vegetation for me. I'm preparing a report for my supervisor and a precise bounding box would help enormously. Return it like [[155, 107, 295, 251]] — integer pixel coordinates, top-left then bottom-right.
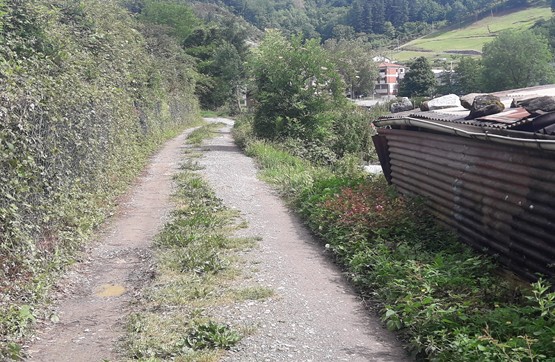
[[248, 31, 375, 165], [187, 122, 226, 146], [123, 125, 269, 361], [235, 123, 555, 360], [0, 0, 199, 357]]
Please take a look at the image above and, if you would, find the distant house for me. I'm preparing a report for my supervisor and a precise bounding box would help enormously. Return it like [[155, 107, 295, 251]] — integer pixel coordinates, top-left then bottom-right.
[[375, 62, 405, 96]]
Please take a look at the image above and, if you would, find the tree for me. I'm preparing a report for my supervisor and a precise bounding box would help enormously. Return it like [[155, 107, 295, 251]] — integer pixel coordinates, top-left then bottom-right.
[[331, 25, 355, 40], [324, 38, 378, 99], [398, 56, 437, 97], [140, 0, 199, 42], [249, 30, 346, 142], [181, 19, 248, 111], [372, 0, 386, 34], [452, 56, 483, 94], [481, 30, 555, 92], [390, 0, 409, 27], [202, 41, 244, 111]]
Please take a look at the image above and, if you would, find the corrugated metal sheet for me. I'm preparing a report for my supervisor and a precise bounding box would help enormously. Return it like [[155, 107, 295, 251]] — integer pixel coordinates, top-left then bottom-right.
[[406, 109, 538, 130], [374, 128, 555, 280], [475, 107, 530, 124]]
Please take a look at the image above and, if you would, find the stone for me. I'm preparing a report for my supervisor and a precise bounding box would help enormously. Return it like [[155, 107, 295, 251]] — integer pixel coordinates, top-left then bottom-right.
[[460, 93, 486, 110], [513, 96, 555, 114], [420, 94, 461, 111], [465, 94, 505, 120], [390, 97, 413, 113]]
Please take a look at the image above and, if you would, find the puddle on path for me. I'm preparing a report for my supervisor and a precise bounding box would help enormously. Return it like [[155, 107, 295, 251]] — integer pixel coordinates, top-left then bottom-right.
[[95, 284, 126, 297]]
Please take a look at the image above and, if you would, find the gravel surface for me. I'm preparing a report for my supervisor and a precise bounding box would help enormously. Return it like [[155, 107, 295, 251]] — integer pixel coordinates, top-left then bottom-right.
[[198, 118, 410, 362]]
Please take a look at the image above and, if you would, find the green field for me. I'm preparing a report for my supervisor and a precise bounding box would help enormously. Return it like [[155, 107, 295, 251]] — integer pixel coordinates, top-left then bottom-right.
[[393, 6, 551, 62]]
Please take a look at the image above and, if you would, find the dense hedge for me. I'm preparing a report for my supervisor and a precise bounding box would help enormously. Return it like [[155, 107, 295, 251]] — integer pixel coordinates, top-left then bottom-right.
[[0, 0, 199, 354]]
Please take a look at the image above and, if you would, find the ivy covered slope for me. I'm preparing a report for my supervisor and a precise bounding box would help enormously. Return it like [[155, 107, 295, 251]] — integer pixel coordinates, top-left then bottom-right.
[[0, 0, 199, 348]]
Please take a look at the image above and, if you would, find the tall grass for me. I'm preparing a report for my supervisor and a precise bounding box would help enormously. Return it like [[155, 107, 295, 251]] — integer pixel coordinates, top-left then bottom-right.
[[245, 141, 333, 198]]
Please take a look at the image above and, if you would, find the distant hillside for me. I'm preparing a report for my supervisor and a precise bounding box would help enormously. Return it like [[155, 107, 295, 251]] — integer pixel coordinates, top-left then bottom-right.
[[183, 0, 545, 41], [188, 1, 264, 41], [392, 6, 551, 62]]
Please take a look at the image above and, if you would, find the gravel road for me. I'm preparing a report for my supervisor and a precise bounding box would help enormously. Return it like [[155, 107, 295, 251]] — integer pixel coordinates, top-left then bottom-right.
[[198, 118, 410, 362]]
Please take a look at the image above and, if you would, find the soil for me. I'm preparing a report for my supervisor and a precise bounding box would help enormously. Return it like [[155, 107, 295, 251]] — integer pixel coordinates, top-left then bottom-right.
[[25, 119, 410, 361]]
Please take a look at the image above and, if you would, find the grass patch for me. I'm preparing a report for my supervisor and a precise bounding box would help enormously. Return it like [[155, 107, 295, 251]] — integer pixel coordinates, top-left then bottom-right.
[[391, 50, 456, 62], [245, 141, 333, 199], [396, 6, 550, 61], [232, 287, 275, 301], [187, 122, 226, 146], [122, 130, 272, 361], [200, 110, 228, 118]]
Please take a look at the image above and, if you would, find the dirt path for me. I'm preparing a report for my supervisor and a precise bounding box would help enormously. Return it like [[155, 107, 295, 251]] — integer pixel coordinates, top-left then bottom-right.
[[199, 118, 409, 361], [25, 129, 194, 362], [26, 120, 409, 361]]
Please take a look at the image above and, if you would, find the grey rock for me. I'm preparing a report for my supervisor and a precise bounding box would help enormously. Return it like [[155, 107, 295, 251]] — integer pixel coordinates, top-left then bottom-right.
[[420, 94, 461, 111], [512, 96, 555, 114], [390, 97, 413, 113], [460, 93, 486, 110], [465, 94, 505, 120]]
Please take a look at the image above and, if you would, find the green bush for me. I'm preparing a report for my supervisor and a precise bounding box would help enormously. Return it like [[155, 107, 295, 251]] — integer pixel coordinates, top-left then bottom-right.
[[248, 31, 346, 143]]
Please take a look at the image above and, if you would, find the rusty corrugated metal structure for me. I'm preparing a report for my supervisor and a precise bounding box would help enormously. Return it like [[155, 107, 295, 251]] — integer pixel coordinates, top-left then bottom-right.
[[373, 89, 555, 281]]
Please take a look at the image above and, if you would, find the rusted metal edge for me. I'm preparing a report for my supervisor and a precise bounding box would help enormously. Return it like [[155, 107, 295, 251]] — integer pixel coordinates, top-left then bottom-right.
[[375, 118, 555, 151], [371, 134, 392, 183]]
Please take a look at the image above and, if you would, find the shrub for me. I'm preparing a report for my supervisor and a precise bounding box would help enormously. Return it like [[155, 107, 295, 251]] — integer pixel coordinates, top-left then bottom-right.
[[248, 30, 346, 143]]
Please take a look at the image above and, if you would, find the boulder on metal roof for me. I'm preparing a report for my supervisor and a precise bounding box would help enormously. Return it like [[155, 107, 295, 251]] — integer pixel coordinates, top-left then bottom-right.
[[420, 94, 460, 111]]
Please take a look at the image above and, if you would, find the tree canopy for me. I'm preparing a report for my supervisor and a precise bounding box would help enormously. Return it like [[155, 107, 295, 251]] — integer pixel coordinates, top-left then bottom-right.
[[249, 30, 346, 142], [452, 57, 484, 94], [324, 38, 378, 99], [481, 30, 555, 92], [140, 0, 200, 42], [398, 56, 437, 97]]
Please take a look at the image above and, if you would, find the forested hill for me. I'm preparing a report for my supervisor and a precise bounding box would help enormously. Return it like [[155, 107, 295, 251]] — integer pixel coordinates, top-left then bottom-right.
[[185, 0, 543, 40]]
